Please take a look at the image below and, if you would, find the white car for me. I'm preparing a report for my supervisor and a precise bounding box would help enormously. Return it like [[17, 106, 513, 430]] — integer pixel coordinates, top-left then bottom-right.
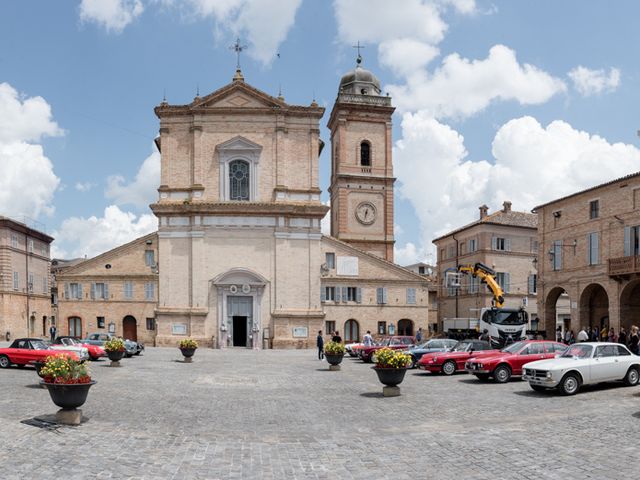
[[49, 339, 90, 362], [523, 342, 640, 395]]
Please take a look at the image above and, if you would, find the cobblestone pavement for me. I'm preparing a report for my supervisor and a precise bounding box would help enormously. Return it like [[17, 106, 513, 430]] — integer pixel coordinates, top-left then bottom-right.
[[1, 345, 639, 480]]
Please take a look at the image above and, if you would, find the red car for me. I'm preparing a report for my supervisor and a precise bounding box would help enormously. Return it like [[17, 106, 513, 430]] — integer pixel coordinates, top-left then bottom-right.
[[0, 338, 80, 368], [465, 340, 567, 383], [54, 336, 106, 361], [359, 336, 415, 363], [418, 339, 499, 375]]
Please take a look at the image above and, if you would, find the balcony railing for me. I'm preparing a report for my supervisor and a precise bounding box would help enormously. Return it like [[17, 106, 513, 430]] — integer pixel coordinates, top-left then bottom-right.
[[609, 255, 640, 276]]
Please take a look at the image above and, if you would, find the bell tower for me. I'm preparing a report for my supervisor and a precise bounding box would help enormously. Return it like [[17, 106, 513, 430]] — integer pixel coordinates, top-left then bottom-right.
[[327, 54, 396, 262]]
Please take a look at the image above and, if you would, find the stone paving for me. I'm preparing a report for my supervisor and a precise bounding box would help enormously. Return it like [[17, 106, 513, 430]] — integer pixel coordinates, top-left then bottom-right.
[[1, 345, 639, 479]]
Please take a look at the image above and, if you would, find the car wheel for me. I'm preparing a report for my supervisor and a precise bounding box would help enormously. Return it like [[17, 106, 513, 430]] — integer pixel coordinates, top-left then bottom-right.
[[530, 384, 547, 392], [442, 360, 457, 376], [559, 373, 580, 396], [409, 356, 417, 369], [475, 373, 490, 381], [493, 365, 512, 383], [0, 355, 10, 368], [623, 367, 640, 386]]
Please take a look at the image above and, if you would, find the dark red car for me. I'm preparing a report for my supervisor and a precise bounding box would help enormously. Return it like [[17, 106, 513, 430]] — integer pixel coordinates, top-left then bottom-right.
[[418, 339, 499, 375], [465, 340, 567, 382], [359, 336, 415, 363], [0, 338, 79, 368]]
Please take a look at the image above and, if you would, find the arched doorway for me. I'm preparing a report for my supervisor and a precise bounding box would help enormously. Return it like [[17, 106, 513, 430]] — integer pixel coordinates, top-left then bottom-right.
[[123, 316, 138, 341], [544, 287, 572, 341], [344, 319, 359, 342], [397, 319, 414, 336], [579, 284, 609, 333], [620, 280, 640, 332], [68, 317, 82, 338]]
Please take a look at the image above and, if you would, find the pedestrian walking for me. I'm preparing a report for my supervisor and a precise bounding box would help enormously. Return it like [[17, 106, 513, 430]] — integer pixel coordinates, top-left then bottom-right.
[[629, 326, 639, 355], [49, 324, 57, 342], [316, 330, 324, 360], [577, 327, 589, 342], [363, 330, 374, 347], [332, 330, 342, 343]]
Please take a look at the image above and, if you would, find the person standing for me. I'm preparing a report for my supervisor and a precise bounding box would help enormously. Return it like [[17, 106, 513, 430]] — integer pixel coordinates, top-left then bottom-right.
[[629, 326, 639, 355], [608, 327, 617, 343], [363, 330, 374, 347], [569, 330, 576, 344], [332, 330, 342, 343], [619, 327, 627, 346], [479, 329, 489, 342], [577, 327, 589, 342], [415, 328, 423, 343], [316, 330, 324, 360], [49, 324, 57, 342]]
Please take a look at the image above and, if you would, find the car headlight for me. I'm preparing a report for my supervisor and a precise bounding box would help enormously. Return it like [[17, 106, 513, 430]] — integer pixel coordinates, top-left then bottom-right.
[[546, 371, 552, 379]]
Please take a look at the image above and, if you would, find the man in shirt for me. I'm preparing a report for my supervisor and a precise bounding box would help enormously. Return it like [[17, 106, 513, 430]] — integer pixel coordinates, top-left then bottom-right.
[[577, 327, 589, 342], [316, 330, 324, 360], [363, 330, 374, 347]]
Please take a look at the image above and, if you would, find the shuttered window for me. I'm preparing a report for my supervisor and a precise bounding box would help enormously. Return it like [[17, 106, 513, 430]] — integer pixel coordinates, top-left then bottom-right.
[[588, 232, 599, 265], [528, 274, 537, 294], [552, 240, 562, 271], [123, 281, 133, 299], [145, 282, 155, 300], [13, 271, 19, 290], [376, 287, 388, 304]]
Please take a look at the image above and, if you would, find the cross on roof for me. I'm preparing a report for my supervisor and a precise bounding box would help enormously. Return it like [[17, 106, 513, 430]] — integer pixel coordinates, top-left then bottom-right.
[[230, 37, 248, 70], [352, 41, 365, 64]]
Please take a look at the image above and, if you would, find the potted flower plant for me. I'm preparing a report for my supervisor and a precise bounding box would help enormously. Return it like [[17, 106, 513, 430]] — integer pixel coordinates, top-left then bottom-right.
[[39, 353, 96, 423], [324, 341, 345, 370], [104, 338, 126, 366], [179, 338, 198, 362], [372, 347, 412, 392]]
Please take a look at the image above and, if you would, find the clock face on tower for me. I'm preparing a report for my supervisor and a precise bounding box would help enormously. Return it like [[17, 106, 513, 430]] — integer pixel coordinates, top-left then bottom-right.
[[355, 202, 376, 225]]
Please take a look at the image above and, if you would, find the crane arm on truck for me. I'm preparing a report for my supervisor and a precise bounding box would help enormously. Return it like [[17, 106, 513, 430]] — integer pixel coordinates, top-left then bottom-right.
[[457, 262, 505, 308]]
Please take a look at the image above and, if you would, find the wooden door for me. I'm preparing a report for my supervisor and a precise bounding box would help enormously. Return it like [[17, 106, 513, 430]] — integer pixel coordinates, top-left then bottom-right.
[[122, 316, 137, 341]]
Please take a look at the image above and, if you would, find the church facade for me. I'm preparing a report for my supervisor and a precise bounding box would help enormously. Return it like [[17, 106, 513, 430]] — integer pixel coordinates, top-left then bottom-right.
[[147, 62, 429, 348]]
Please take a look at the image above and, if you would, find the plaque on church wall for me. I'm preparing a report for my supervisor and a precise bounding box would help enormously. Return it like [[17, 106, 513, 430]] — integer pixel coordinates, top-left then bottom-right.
[[292, 327, 308, 338], [337, 256, 359, 276], [172, 323, 188, 335]]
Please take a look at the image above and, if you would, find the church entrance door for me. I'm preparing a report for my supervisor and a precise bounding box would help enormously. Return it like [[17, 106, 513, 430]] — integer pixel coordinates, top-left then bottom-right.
[[228, 296, 252, 348], [233, 316, 248, 346]]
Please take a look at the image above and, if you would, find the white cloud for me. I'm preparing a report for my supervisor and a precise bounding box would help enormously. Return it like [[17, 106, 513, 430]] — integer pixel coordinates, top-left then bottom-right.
[[378, 38, 440, 77], [164, 0, 302, 65], [0, 83, 63, 143], [75, 181, 96, 192], [395, 112, 640, 257], [321, 200, 331, 235], [387, 45, 567, 118], [0, 83, 62, 219], [51, 205, 157, 259], [105, 148, 160, 209], [568, 66, 620, 96], [79, 0, 144, 33]]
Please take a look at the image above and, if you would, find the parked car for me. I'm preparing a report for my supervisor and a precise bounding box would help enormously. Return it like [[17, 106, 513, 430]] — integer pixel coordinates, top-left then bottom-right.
[[465, 340, 567, 383], [345, 343, 363, 357], [48, 338, 90, 361], [82, 332, 115, 346], [124, 339, 144, 357], [401, 339, 458, 368], [418, 339, 498, 374], [0, 338, 80, 368], [53, 336, 105, 361], [359, 336, 415, 363], [523, 342, 640, 395]]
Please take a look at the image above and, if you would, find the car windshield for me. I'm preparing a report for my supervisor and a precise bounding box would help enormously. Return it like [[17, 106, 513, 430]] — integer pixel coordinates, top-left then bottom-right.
[[452, 341, 472, 352], [561, 344, 593, 359], [61, 338, 78, 346], [502, 341, 526, 354], [484, 309, 527, 326], [31, 340, 49, 350]]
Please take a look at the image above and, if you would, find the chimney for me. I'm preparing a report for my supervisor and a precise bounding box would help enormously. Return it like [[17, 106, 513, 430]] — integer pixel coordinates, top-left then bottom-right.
[[502, 200, 512, 213], [479, 204, 489, 219]]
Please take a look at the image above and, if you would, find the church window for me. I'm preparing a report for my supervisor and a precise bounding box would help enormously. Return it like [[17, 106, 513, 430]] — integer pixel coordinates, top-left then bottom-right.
[[360, 142, 371, 166], [229, 160, 250, 201]]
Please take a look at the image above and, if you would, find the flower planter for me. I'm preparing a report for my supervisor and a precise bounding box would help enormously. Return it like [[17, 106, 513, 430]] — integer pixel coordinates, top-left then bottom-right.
[[41, 381, 97, 410], [373, 367, 408, 396], [106, 350, 124, 367], [325, 353, 344, 371], [33, 361, 46, 378], [180, 347, 196, 359]]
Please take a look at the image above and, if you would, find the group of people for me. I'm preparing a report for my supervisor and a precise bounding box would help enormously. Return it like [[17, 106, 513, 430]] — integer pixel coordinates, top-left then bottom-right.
[[315, 328, 390, 360], [557, 325, 640, 354]]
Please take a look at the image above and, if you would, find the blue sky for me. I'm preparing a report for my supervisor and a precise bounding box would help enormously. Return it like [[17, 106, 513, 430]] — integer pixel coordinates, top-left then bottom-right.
[[1, 0, 639, 263]]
